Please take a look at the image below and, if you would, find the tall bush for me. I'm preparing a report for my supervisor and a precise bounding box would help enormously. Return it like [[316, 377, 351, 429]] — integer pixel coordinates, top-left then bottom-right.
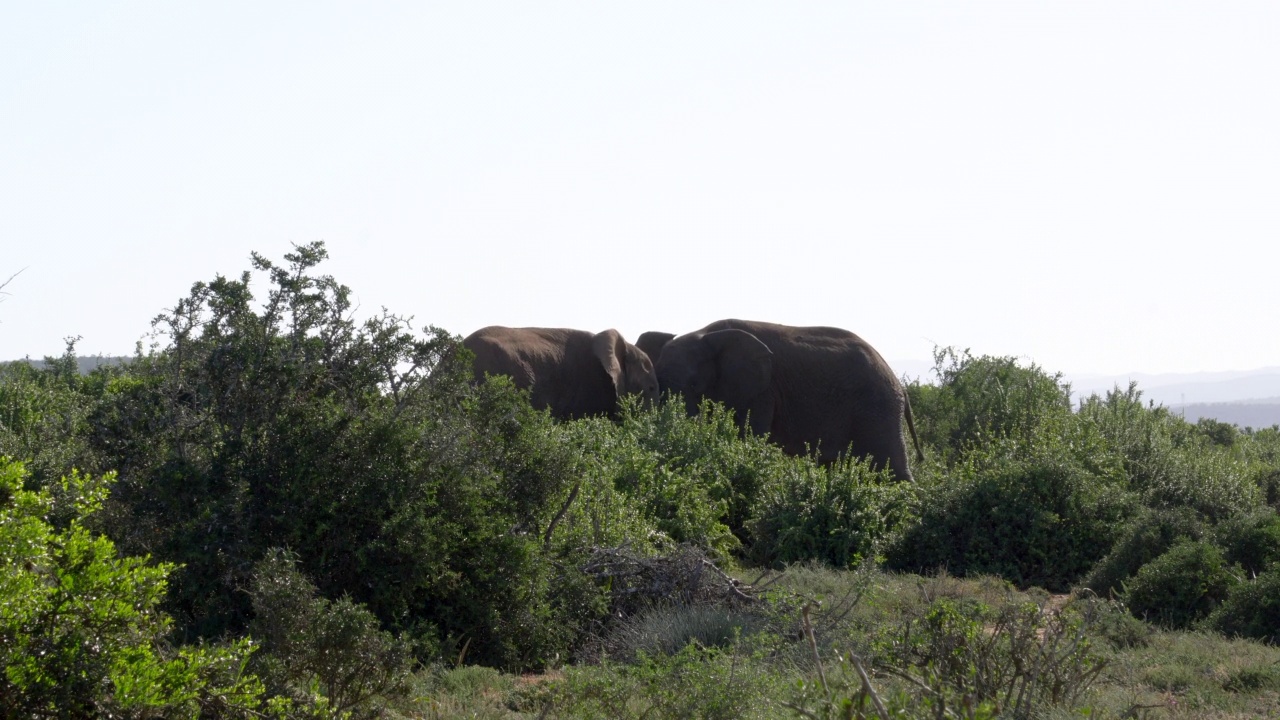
[[0, 458, 263, 717], [1123, 539, 1236, 629], [747, 455, 914, 568], [86, 243, 598, 669], [907, 348, 1074, 464], [888, 428, 1135, 591]]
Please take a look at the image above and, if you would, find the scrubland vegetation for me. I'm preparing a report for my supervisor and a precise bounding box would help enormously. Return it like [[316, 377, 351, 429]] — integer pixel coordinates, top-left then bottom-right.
[[3, 244, 1279, 717]]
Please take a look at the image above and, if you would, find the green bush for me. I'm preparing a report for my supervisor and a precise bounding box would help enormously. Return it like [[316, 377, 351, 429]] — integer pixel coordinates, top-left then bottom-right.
[[572, 407, 736, 554], [1141, 445, 1263, 522], [249, 549, 414, 717], [1082, 506, 1205, 597], [1123, 539, 1237, 629], [1213, 508, 1280, 576], [0, 343, 105, 488], [1205, 566, 1280, 644], [561, 397, 793, 557], [1078, 384, 1264, 522], [747, 455, 914, 568], [85, 244, 600, 670], [864, 595, 1107, 717], [907, 348, 1074, 464], [888, 432, 1135, 591], [0, 457, 263, 717], [1255, 466, 1280, 511]]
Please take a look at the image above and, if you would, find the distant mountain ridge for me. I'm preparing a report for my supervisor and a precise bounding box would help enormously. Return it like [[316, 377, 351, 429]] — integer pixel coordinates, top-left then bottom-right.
[[1068, 367, 1280, 406], [1169, 399, 1280, 430]]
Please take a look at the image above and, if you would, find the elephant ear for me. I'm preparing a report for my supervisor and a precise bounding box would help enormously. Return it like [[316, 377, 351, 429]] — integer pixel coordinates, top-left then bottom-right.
[[703, 329, 773, 405], [591, 329, 627, 398]]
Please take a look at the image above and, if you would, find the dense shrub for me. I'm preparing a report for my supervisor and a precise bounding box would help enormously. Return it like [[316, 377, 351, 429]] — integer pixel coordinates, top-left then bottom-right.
[[1213, 508, 1280, 576], [1256, 466, 1280, 511], [1140, 445, 1262, 522], [249, 549, 414, 717], [1123, 539, 1237, 629], [564, 401, 743, 554], [1083, 506, 1206, 597], [0, 458, 263, 717], [554, 396, 853, 562], [0, 346, 106, 488], [1078, 384, 1264, 521], [84, 244, 600, 669], [887, 432, 1135, 591], [747, 455, 914, 568], [906, 348, 1074, 464], [1206, 567, 1280, 644]]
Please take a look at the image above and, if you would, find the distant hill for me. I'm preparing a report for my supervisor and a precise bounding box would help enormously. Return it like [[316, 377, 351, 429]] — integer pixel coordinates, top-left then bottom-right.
[[1068, 367, 1280, 406], [1169, 398, 1280, 431]]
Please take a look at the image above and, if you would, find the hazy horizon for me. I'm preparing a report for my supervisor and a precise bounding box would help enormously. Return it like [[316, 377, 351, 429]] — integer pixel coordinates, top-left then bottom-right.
[[3, 3, 1277, 375]]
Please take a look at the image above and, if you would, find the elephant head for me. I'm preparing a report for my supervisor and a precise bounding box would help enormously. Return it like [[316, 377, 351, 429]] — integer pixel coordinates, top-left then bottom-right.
[[593, 329, 660, 408], [654, 328, 773, 434], [635, 331, 675, 365], [462, 326, 658, 419]]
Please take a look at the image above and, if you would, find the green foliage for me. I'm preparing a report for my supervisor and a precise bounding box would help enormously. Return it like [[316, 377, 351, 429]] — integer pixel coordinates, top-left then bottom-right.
[[907, 347, 1074, 464], [1079, 384, 1263, 522], [0, 457, 263, 718], [1196, 417, 1239, 447], [524, 642, 781, 720], [1123, 539, 1237, 629], [1205, 566, 1280, 644], [1255, 466, 1280, 510], [249, 549, 414, 718], [888, 431, 1136, 591], [809, 593, 1109, 719], [1083, 506, 1206, 597], [747, 455, 915, 569], [578, 397, 794, 554], [1212, 508, 1280, 576], [0, 341, 106, 488], [85, 244, 598, 669]]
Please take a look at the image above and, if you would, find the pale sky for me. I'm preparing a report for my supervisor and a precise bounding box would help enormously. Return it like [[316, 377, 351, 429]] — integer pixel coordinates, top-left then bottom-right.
[[2, 2, 1277, 375]]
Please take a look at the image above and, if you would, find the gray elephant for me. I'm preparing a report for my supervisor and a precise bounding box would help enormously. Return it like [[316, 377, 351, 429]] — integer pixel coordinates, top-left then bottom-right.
[[648, 319, 922, 479], [636, 331, 676, 364], [462, 326, 659, 420]]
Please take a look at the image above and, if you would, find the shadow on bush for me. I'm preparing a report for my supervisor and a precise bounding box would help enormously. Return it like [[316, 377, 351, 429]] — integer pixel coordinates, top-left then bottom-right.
[[887, 440, 1135, 592]]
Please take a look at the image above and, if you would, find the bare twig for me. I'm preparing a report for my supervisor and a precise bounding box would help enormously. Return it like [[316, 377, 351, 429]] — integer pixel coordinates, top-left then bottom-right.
[[850, 653, 891, 720], [778, 702, 822, 720], [543, 481, 580, 548], [801, 603, 830, 702]]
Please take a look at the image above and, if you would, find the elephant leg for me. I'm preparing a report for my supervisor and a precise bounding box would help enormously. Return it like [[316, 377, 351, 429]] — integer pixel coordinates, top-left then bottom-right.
[[847, 423, 912, 482]]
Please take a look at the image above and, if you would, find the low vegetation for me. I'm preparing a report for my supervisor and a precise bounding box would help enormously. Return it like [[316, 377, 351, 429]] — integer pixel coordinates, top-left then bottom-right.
[[3, 243, 1279, 717]]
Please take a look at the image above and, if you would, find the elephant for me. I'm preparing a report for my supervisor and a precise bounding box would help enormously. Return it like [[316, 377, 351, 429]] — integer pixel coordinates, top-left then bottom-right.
[[649, 319, 923, 480], [462, 326, 659, 420], [636, 331, 676, 364]]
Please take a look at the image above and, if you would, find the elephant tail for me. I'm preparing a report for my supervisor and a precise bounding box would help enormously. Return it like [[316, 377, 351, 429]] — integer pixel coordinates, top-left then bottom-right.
[[903, 394, 924, 464]]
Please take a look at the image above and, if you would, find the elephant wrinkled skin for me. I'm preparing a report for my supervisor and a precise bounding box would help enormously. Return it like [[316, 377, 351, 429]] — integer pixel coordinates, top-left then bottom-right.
[[636, 331, 676, 365], [462, 326, 659, 420], [649, 319, 922, 480]]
